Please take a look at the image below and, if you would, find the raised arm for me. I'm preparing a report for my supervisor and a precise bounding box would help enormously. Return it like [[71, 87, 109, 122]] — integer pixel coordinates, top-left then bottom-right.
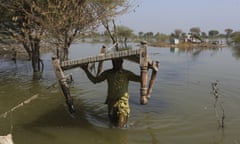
[[81, 64, 107, 84]]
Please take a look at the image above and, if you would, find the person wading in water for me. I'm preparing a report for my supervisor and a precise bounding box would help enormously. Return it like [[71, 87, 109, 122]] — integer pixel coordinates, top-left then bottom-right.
[[81, 58, 141, 128]]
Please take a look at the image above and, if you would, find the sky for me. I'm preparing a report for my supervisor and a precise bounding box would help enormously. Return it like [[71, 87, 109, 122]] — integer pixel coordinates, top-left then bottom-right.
[[117, 0, 240, 34]]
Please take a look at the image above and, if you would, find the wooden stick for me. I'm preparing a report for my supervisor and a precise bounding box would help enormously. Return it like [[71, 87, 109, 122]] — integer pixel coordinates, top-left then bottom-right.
[[52, 56, 75, 113], [147, 61, 160, 98]]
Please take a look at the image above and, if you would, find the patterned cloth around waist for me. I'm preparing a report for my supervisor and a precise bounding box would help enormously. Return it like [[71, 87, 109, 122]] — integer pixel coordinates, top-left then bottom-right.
[[114, 92, 130, 117]]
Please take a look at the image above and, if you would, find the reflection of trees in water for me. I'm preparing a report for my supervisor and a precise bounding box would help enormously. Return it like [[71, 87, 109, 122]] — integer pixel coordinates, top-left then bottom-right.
[[232, 46, 240, 59], [170, 47, 221, 59]]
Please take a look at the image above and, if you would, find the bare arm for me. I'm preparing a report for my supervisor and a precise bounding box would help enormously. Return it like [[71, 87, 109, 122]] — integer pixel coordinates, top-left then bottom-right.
[[81, 64, 107, 84]]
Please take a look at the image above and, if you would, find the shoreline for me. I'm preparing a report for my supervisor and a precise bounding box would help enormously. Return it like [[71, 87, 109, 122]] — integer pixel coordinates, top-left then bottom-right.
[[0, 41, 226, 60], [149, 42, 226, 49]]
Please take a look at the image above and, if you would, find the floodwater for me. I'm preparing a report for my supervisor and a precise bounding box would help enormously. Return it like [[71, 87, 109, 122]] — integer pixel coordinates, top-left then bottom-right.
[[0, 43, 240, 144]]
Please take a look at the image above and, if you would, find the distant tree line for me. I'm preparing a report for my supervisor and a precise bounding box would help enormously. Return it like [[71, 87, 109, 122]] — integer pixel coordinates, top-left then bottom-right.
[[85, 26, 240, 45], [171, 27, 240, 44]]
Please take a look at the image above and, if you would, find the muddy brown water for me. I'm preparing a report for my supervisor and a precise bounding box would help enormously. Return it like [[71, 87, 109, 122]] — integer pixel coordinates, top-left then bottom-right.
[[1, 43, 240, 144]]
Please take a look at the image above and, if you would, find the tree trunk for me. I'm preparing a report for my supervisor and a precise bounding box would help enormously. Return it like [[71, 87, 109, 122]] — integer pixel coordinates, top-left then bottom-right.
[[124, 37, 128, 48], [31, 38, 44, 80], [63, 47, 69, 61], [102, 19, 119, 51], [22, 42, 32, 60], [31, 38, 42, 73]]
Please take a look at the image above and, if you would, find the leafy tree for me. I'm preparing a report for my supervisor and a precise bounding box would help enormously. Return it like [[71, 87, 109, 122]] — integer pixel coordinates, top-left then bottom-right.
[[181, 32, 187, 39], [208, 30, 219, 38], [143, 32, 154, 41], [116, 25, 133, 48], [201, 32, 207, 38], [225, 28, 233, 43], [231, 31, 240, 44], [225, 28, 233, 38], [0, 0, 45, 75], [41, 0, 131, 60], [174, 29, 182, 39], [138, 31, 144, 38], [155, 32, 169, 42], [190, 27, 201, 36], [0, 0, 131, 74]]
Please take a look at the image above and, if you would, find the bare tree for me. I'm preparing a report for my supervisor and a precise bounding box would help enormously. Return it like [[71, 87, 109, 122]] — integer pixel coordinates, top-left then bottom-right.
[[100, 0, 138, 51], [0, 0, 44, 76], [102, 19, 119, 49], [0, 0, 132, 71]]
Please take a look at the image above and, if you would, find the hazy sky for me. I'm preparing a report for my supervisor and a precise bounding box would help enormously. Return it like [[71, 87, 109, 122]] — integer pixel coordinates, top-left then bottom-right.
[[117, 0, 240, 34]]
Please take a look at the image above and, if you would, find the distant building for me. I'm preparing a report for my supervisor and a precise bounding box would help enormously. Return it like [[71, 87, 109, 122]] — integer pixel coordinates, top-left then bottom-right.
[[185, 33, 202, 43], [170, 38, 180, 44]]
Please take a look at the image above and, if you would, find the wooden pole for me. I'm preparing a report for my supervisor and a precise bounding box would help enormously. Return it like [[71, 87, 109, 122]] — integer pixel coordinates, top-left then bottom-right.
[[52, 56, 75, 113], [139, 41, 148, 105], [147, 61, 159, 98]]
